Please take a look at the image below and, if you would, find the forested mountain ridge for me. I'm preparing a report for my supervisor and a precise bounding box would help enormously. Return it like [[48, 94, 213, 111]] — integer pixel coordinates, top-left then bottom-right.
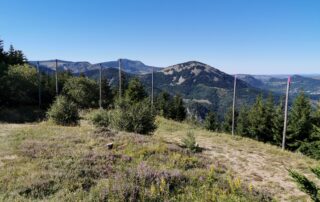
[[29, 59, 162, 75]]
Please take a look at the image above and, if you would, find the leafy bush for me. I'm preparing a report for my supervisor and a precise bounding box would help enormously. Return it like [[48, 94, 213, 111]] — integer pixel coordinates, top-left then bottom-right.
[[90, 109, 110, 128], [182, 131, 201, 153], [62, 77, 99, 108], [47, 96, 79, 126], [108, 99, 156, 134]]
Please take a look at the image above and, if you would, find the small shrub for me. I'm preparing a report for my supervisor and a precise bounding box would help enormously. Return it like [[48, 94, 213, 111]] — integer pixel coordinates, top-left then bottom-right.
[[90, 109, 110, 128], [109, 99, 156, 134], [182, 131, 201, 153], [47, 96, 80, 126]]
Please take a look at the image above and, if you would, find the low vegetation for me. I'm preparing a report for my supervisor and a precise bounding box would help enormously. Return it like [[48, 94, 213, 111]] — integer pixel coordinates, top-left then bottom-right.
[[289, 167, 320, 201], [182, 131, 201, 153], [0, 121, 272, 201], [155, 117, 320, 201]]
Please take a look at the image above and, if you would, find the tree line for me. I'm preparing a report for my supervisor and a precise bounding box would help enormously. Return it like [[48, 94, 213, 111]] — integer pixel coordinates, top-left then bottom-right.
[[204, 93, 320, 159]]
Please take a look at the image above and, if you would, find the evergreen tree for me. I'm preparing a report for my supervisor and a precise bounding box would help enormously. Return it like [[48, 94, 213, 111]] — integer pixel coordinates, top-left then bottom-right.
[[204, 111, 218, 131], [101, 78, 114, 108], [0, 38, 6, 64], [248, 95, 268, 141], [222, 107, 237, 133], [287, 92, 312, 150], [264, 93, 276, 143], [125, 77, 147, 103], [62, 76, 99, 108], [236, 106, 250, 137], [172, 94, 186, 121], [156, 91, 173, 118], [272, 97, 285, 146], [7, 45, 26, 65], [310, 102, 320, 141]]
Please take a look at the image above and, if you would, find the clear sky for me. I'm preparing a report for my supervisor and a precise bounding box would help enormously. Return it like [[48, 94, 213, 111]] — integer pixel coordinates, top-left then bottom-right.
[[1, 0, 320, 74]]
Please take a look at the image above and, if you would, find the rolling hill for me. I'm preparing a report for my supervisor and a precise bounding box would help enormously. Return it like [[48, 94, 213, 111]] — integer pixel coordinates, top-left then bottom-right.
[[29, 59, 162, 75]]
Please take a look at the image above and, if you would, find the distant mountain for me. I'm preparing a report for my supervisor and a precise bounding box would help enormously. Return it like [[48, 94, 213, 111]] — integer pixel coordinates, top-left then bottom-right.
[[238, 74, 320, 104], [29, 59, 162, 75], [138, 61, 269, 119]]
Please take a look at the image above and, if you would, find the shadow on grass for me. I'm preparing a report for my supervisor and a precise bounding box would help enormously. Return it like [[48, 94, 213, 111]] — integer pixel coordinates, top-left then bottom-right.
[[0, 106, 46, 123]]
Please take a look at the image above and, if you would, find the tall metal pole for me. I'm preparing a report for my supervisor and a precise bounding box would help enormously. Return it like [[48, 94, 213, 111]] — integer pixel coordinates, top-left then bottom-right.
[[232, 75, 237, 136], [118, 59, 122, 100], [151, 66, 154, 107], [55, 59, 58, 95], [37, 61, 41, 108], [99, 63, 102, 109], [282, 76, 291, 150]]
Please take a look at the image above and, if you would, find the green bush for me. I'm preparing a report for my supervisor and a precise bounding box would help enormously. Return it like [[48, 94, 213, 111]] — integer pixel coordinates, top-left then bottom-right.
[[47, 96, 79, 126], [90, 109, 110, 128], [182, 131, 201, 153], [108, 99, 156, 134], [62, 77, 99, 108]]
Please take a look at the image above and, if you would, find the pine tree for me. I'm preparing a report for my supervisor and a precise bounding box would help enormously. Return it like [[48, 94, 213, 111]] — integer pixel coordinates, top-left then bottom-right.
[[156, 91, 172, 118], [172, 94, 186, 121], [264, 93, 276, 143], [101, 78, 114, 108], [287, 92, 312, 150], [7, 45, 26, 65], [222, 107, 235, 133], [310, 102, 320, 141], [0, 38, 5, 63], [125, 77, 147, 103], [7, 45, 15, 65], [248, 95, 268, 141], [272, 97, 284, 146], [236, 106, 250, 137], [204, 111, 218, 131]]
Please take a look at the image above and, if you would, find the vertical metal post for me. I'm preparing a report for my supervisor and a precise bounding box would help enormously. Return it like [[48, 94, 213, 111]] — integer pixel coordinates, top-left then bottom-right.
[[232, 75, 237, 136], [282, 76, 291, 150], [55, 59, 58, 95], [118, 59, 122, 100], [99, 63, 102, 109], [37, 61, 41, 107], [151, 66, 154, 106]]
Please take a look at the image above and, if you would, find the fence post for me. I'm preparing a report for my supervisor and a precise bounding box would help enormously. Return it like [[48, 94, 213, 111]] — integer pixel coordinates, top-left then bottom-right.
[[55, 59, 59, 95], [232, 75, 237, 136], [282, 76, 291, 150]]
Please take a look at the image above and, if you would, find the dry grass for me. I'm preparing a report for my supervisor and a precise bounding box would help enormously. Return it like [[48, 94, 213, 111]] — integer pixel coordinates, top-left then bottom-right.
[[0, 120, 271, 201], [154, 117, 320, 201]]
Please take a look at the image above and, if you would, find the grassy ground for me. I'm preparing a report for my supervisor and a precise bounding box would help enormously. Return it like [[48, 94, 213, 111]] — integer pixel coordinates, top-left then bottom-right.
[[154, 117, 320, 201], [0, 120, 271, 201]]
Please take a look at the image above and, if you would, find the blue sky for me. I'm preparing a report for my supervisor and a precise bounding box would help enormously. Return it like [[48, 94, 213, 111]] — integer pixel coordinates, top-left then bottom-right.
[[1, 0, 320, 74]]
